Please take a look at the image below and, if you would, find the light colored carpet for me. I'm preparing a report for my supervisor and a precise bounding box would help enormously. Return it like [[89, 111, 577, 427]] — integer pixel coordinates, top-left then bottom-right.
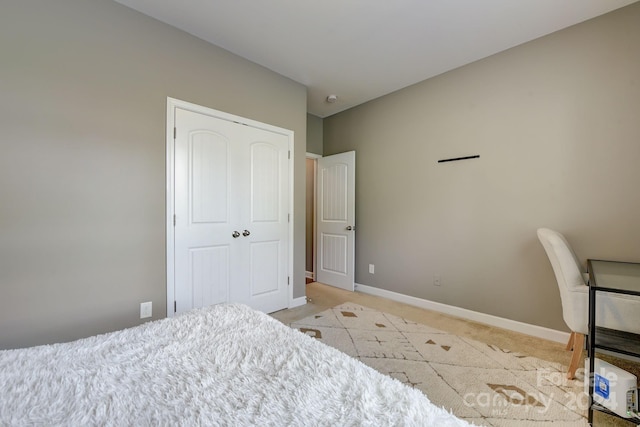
[[291, 302, 589, 427]]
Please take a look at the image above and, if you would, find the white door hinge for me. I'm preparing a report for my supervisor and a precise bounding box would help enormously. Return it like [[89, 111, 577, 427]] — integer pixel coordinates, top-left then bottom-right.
[[173, 127, 177, 139], [173, 214, 176, 226]]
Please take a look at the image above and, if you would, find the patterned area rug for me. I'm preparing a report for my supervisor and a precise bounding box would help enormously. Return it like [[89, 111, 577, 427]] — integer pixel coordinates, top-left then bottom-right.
[[290, 303, 589, 426]]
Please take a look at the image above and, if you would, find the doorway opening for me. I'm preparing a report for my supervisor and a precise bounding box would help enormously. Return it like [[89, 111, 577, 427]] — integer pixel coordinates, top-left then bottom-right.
[[305, 153, 322, 284], [306, 151, 356, 291]]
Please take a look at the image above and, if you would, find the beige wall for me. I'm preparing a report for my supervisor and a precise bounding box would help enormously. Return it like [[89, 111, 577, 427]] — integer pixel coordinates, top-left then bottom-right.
[[324, 3, 640, 332], [0, 0, 307, 349], [306, 114, 324, 155], [305, 114, 323, 274]]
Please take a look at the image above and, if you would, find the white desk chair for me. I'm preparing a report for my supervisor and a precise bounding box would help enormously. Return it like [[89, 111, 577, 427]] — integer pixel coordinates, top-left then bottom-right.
[[537, 228, 640, 379]]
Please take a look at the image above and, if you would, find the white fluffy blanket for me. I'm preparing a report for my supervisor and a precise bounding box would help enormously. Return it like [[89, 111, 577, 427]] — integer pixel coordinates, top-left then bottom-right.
[[0, 304, 469, 426]]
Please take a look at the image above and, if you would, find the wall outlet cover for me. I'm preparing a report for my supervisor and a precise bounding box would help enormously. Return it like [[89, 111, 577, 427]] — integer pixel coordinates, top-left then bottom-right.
[[140, 301, 152, 319]]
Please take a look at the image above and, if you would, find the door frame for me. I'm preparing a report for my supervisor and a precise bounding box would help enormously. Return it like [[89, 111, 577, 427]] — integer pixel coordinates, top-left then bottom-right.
[[305, 152, 322, 282], [166, 97, 295, 317]]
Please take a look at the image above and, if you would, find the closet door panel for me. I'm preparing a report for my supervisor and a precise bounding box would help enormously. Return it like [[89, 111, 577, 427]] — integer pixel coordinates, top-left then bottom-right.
[[173, 106, 290, 315]]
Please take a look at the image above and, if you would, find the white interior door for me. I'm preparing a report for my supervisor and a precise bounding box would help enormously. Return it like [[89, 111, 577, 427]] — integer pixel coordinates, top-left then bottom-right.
[[234, 124, 290, 313], [172, 106, 290, 315], [316, 151, 355, 291]]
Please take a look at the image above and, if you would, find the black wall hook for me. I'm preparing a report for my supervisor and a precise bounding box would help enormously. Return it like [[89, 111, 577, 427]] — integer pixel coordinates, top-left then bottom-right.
[[437, 155, 480, 163]]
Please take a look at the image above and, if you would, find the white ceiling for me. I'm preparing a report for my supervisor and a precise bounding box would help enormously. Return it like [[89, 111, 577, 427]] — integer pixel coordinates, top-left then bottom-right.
[[114, 0, 637, 118]]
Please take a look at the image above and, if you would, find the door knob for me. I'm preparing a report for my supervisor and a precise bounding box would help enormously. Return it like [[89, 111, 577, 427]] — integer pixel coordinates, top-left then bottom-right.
[[232, 231, 240, 238], [242, 230, 251, 237], [346, 226, 355, 231]]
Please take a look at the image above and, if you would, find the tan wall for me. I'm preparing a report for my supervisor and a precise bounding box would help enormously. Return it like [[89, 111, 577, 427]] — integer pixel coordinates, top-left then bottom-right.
[[305, 114, 323, 274], [0, 0, 307, 349], [306, 114, 324, 155], [324, 3, 640, 332]]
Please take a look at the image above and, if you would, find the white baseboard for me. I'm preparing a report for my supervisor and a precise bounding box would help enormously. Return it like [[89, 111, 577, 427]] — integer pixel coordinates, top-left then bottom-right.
[[289, 296, 307, 309], [305, 271, 314, 280], [354, 283, 570, 344]]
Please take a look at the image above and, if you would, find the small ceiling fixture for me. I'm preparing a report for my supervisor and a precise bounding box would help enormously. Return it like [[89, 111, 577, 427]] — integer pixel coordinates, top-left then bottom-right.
[[326, 94, 338, 103]]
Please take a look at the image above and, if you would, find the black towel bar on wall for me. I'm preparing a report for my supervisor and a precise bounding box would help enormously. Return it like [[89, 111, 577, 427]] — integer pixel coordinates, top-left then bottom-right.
[[437, 155, 480, 163]]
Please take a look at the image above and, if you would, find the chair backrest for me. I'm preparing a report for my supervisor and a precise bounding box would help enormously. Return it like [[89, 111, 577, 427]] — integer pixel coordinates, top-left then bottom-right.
[[537, 228, 588, 333]]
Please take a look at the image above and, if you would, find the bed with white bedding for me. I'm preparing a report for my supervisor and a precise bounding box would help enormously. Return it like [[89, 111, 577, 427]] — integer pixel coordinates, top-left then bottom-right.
[[0, 303, 469, 426]]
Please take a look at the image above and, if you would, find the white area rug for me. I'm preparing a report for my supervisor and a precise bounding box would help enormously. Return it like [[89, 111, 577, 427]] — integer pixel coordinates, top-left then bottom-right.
[[291, 303, 589, 427]]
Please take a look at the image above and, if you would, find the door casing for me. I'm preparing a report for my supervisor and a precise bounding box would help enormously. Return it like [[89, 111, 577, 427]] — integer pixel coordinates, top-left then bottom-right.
[[305, 153, 322, 281]]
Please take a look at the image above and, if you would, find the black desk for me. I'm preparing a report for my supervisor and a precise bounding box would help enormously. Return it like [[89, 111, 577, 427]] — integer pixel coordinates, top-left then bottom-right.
[[587, 259, 640, 425]]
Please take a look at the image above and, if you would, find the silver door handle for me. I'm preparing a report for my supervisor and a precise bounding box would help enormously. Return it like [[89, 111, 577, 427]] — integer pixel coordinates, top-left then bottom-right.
[[232, 231, 240, 238], [346, 226, 355, 231], [242, 230, 251, 237]]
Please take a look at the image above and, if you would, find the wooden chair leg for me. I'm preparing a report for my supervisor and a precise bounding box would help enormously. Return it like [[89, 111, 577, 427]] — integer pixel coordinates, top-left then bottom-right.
[[566, 333, 584, 380], [566, 331, 575, 351]]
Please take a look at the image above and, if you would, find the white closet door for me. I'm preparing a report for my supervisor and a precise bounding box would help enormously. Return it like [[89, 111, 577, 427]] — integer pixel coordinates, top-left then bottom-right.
[[231, 124, 290, 313], [173, 107, 289, 314]]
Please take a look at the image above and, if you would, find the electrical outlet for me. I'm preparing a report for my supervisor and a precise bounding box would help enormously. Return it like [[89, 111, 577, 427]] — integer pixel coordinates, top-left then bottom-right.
[[140, 301, 152, 319], [369, 264, 375, 274], [433, 275, 441, 287]]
